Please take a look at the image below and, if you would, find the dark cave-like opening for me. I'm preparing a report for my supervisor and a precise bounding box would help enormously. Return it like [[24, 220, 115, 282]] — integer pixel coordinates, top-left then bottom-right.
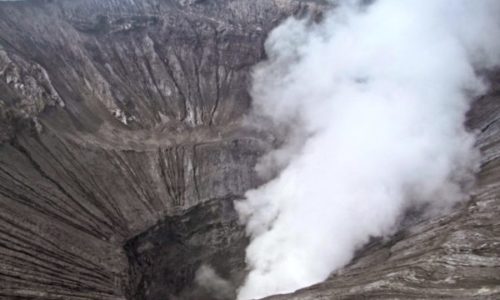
[[124, 198, 249, 300]]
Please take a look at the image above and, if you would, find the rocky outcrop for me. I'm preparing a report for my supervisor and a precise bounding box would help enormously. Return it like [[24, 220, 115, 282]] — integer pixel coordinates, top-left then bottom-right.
[[0, 0, 499, 300]]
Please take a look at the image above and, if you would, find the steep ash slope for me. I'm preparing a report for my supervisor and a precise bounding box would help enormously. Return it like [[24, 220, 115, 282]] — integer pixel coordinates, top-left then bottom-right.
[[0, 0, 323, 299], [0, 1, 499, 300]]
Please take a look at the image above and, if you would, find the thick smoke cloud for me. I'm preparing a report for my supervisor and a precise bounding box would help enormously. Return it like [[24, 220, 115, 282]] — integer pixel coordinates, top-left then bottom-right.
[[236, 1, 500, 299]]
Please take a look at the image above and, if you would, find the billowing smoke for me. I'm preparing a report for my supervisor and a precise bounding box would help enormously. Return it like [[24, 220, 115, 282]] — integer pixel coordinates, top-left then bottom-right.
[[236, 1, 500, 299]]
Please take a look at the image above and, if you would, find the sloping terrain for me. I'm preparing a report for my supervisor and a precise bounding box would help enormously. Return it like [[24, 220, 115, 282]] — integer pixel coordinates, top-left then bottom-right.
[[0, 0, 318, 299], [0, 1, 499, 300], [0, 0, 323, 299]]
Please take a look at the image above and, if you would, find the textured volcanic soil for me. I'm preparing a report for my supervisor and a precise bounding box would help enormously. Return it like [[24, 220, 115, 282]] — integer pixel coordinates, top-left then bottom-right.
[[0, 1, 499, 299]]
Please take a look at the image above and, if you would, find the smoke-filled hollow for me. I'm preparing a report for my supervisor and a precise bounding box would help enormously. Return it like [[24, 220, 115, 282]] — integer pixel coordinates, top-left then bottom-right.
[[235, 1, 500, 299]]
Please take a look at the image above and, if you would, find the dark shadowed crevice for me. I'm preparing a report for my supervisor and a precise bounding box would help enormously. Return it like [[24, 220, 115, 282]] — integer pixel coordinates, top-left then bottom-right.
[[124, 197, 248, 300]]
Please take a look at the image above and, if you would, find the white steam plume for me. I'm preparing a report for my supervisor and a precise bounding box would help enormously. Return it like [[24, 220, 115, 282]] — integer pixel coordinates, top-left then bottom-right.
[[236, 1, 500, 299]]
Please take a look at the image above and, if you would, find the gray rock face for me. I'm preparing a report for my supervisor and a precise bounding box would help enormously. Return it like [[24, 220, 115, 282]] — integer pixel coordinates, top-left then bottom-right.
[[0, 1, 499, 300], [0, 0, 322, 299]]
